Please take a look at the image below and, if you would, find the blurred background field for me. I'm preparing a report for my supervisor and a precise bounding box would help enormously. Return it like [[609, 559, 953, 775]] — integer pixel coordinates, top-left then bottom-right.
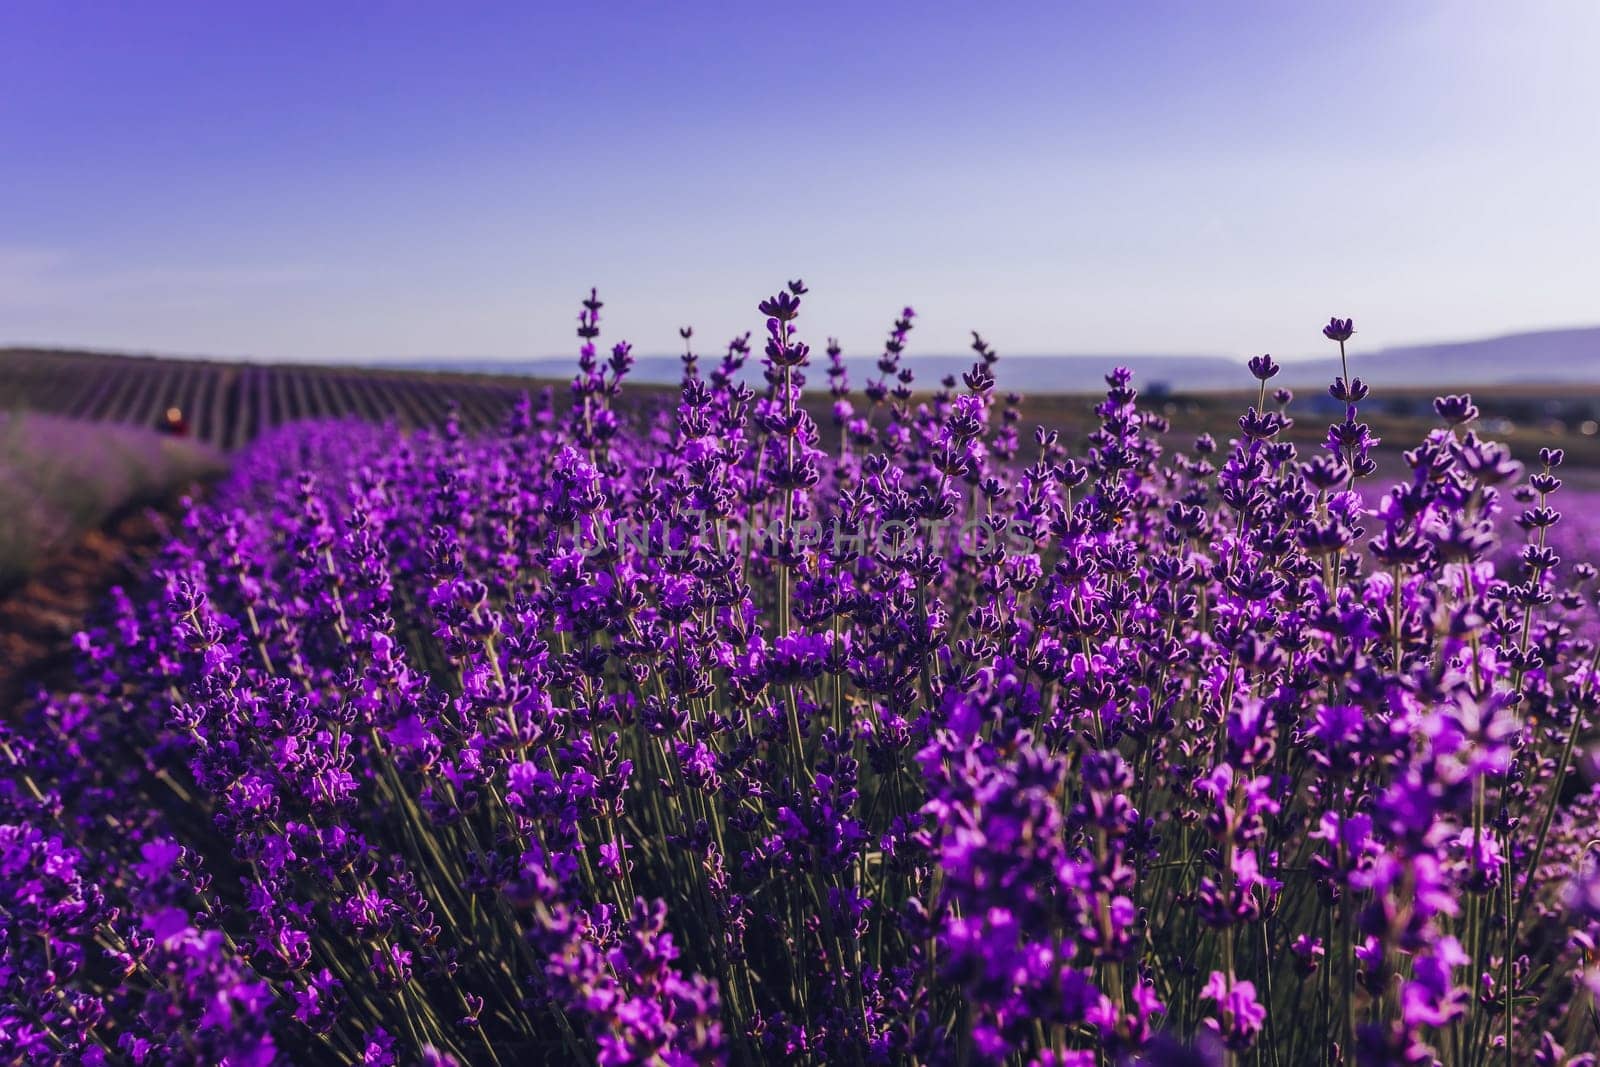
[[1, 347, 544, 448]]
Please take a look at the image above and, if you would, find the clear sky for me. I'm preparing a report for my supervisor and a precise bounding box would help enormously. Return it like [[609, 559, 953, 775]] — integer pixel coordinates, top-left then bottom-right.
[[2, 1, 1597, 364]]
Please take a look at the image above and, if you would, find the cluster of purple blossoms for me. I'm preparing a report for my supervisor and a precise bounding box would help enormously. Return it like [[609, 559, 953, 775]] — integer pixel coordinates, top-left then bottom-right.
[[3, 287, 1600, 1066]]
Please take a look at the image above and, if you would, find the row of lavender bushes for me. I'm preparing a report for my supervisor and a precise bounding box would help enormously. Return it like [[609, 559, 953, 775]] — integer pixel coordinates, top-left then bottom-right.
[[4, 287, 1600, 1066], [0, 410, 223, 590]]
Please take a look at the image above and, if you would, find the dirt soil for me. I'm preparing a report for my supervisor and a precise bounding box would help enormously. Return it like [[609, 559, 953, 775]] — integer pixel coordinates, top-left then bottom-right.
[[0, 496, 184, 714]]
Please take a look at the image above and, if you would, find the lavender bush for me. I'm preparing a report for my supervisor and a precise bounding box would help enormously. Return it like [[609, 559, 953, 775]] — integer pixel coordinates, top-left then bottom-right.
[[3, 286, 1599, 1066], [0, 411, 223, 589]]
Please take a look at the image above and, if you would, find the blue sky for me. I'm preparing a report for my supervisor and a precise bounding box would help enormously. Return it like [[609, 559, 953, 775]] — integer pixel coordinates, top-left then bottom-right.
[[2, 1, 1597, 364]]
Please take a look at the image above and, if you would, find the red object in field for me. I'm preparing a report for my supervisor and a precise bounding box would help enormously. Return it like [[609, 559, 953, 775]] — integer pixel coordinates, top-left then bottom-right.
[[160, 406, 190, 437]]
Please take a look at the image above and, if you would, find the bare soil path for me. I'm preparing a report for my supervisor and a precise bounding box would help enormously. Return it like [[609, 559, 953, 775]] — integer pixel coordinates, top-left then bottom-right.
[[0, 495, 187, 714]]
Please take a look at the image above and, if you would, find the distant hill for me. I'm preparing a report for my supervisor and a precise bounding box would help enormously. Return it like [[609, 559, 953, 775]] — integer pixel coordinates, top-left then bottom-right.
[[382, 325, 1600, 394], [1275, 327, 1600, 390]]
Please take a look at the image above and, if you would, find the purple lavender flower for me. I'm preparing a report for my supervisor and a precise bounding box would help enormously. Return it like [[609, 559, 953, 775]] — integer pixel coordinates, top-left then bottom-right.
[[1247, 354, 1280, 381]]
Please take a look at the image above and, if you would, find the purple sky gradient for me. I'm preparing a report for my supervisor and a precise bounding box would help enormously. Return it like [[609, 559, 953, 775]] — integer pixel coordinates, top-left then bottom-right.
[[2, 1, 1597, 364]]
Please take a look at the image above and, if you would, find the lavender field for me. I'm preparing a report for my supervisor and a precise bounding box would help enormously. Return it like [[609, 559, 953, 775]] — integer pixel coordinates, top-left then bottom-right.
[[0, 285, 1597, 1066], [0, 350, 532, 450]]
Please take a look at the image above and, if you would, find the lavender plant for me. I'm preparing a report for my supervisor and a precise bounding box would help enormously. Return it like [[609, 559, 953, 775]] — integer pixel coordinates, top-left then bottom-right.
[[3, 288, 1599, 1066]]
